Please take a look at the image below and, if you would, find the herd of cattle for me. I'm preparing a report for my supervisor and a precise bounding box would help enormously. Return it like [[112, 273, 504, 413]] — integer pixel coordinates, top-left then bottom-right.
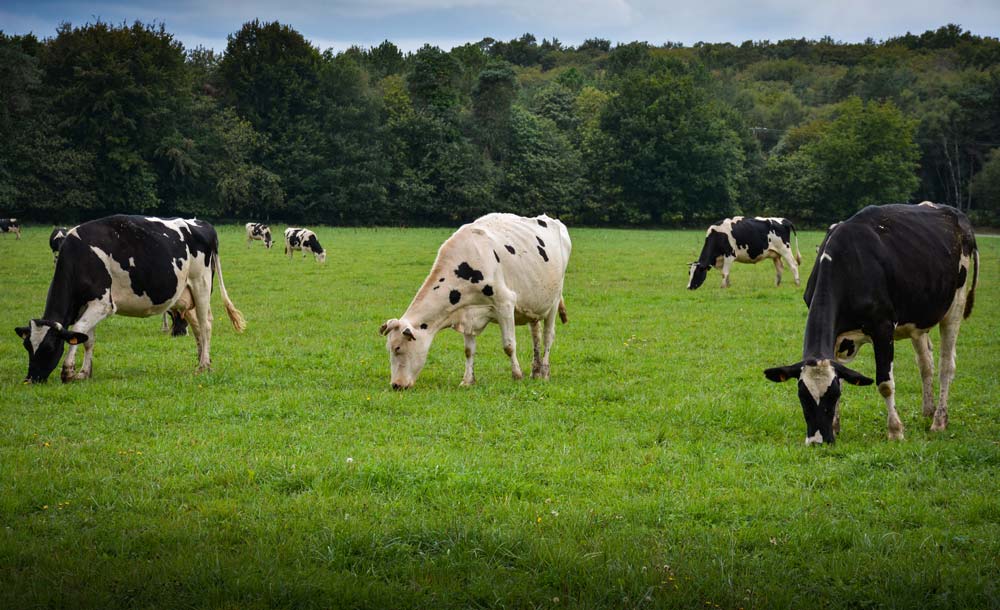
[[5, 202, 979, 445]]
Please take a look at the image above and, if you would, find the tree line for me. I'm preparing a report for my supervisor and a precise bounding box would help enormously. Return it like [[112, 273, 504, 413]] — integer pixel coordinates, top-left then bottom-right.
[[2, 21, 999, 227]]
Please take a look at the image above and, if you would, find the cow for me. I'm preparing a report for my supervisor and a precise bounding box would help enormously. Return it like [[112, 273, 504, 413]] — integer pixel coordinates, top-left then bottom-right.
[[245, 222, 273, 249], [49, 227, 69, 262], [688, 216, 802, 289], [1, 218, 21, 239], [764, 203, 978, 444], [284, 228, 326, 262], [380, 213, 571, 390], [15, 215, 245, 383]]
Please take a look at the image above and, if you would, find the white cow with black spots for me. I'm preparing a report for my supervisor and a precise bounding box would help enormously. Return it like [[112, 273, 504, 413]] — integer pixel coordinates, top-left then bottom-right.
[[380, 213, 571, 389]]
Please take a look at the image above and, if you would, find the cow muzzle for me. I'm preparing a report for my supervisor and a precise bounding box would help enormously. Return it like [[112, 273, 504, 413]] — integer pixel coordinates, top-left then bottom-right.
[[391, 382, 413, 391]]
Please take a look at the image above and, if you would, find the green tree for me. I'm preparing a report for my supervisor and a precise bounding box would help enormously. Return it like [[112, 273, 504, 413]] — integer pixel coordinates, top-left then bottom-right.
[[471, 62, 518, 161], [970, 148, 1000, 218], [407, 45, 462, 113], [765, 97, 919, 222]]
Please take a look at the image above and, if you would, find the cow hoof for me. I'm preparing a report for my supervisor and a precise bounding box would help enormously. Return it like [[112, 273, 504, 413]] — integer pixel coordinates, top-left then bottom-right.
[[195, 364, 212, 374], [61, 369, 76, 383], [922, 404, 937, 418], [512, 371, 524, 381], [73, 371, 91, 381], [887, 429, 904, 441], [460, 377, 476, 387], [930, 415, 948, 431]]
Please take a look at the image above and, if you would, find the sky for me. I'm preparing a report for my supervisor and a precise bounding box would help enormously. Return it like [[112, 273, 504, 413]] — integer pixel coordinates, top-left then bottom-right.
[[2, 0, 999, 53]]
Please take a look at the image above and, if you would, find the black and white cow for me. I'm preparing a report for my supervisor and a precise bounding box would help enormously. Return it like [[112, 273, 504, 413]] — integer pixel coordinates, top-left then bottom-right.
[[380, 213, 571, 389], [764, 203, 978, 444], [245, 222, 273, 249], [49, 227, 68, 262], [1, 218, 21, 239], [284, 228, 326, 262], [15, 215, 245, 383], [688, 216, 801, 289]]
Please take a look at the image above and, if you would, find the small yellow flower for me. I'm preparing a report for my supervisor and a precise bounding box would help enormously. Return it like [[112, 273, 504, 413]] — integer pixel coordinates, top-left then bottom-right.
[[536, 516, 542, 523], [42, 505, 48, 510]]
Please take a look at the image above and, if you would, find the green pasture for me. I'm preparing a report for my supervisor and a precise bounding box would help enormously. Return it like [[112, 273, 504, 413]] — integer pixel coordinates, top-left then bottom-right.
[[1, 225, 998, 609]]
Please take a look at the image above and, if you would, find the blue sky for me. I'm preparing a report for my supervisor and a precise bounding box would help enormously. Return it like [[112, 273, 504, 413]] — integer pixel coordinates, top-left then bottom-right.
[[2, 0, 999, 53]]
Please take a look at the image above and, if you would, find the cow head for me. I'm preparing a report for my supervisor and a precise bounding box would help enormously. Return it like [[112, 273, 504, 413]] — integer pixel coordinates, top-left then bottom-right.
[[379, 318, 432, 389], [764, 359, 873, 444], [14, 320, 88, 383], [687, 262, 710, 290]]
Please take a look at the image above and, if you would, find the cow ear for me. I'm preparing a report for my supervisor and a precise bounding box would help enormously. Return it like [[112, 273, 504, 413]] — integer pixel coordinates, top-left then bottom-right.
[[833, 362, 874, 386], [60, 330, 89, 345], [15, 326, 30, 340], [402, 327, 416, 341], [379, 319, 399, 336], [764, 362, 803, 383]]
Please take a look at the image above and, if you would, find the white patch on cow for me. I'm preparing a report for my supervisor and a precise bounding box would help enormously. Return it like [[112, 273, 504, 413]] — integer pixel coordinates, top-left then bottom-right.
[[805, 430, 824, 445], [801, 360, 837, 405], [918, 201, 938, 208], [687, 263, 697, 286], [144, 217, 198, 241], [128, 257, 135, 267], [820, 252, 833, 263], [28, 320, 50, 354]]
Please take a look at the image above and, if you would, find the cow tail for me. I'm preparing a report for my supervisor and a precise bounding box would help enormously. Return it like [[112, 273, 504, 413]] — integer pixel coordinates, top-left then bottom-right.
[[791, 222, 802, 265], [213, 252, 246, 333], [964, 247, 979, 319], [558, 297, 568, 324]]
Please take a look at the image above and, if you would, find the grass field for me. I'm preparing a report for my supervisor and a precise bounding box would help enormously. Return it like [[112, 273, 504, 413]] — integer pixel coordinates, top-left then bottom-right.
[[1, 224, 998, 609]]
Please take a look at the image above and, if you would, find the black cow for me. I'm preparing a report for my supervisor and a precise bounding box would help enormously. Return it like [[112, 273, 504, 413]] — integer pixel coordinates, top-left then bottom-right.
[[49, 227, 68, 262], [1, 218, 21, 239], [15, 215, 245, 383], [764, 203, 978, 444], [245, 222, 273, 248], [284, 227, 326, 262], [688, 216, 801, 289]]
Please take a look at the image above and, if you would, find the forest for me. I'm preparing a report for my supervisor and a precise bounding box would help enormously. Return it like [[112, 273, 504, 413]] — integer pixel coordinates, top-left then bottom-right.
[[1, 21, 999, 227]]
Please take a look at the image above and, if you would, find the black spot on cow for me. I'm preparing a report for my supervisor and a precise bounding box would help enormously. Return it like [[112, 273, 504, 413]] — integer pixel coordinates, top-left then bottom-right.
[[536, 236, 545, 247], [174, 258, 184, 270], [505, 245, 515, 254], [420, 323, 428, 329], [439, 277, 445, 282], [957, 265, 967, 288], [493, 250, 500, 262], [304, 235, 323, 254], [449, 290, 461, 305], [837, 338, 856, 358], [537, 219, 547, 227], [454, 262, 484, 283], [482, 285, 494, 297], [537, 246, 549, 262]]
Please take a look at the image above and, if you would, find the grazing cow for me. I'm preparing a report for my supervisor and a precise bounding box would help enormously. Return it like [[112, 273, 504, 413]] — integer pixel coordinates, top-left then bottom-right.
[[49, 227, 68, 262], [380, 213, 571, 389], [1, 218, 21, 239], [764, 203, 978, 444], [245, 222, 273, 248], [688, 216, 801, 289], [284, 228, 326, 262], [15, 215, 245, 383]]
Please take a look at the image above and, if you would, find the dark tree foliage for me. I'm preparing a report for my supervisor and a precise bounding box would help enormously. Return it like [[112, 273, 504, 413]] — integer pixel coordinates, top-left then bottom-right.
[[5, 21, 1000, 227]]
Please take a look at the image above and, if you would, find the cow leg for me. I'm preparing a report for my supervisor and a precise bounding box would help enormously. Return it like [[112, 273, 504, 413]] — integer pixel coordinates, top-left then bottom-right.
[[873, 325, 903, 440], [530, 320, 544, 378], [772, 257, 784, 287], [537, 301, 560, 380], [720, 256, 735, 288], [189, 277, 214, 373], [495, 295, 523, 380], [461, 333, 477, 386], [61, 297, 114, 382], [911, 334, 936, 417], [933, 319, 962, 432], [779, 247, 800, 286], [161, 312, 170, 333]]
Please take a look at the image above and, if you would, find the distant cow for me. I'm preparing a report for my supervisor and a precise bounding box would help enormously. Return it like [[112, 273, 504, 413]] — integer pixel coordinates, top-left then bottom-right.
[[15, 215, 245, 383], [380, 213, 571, 389], [1, 218, 21, 239], [284, 228, 326, 262], [49, 227, 68, 262], [764, 203, 978, 444], [245, 222, 273, 248], [688, 216, 801, 289]]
